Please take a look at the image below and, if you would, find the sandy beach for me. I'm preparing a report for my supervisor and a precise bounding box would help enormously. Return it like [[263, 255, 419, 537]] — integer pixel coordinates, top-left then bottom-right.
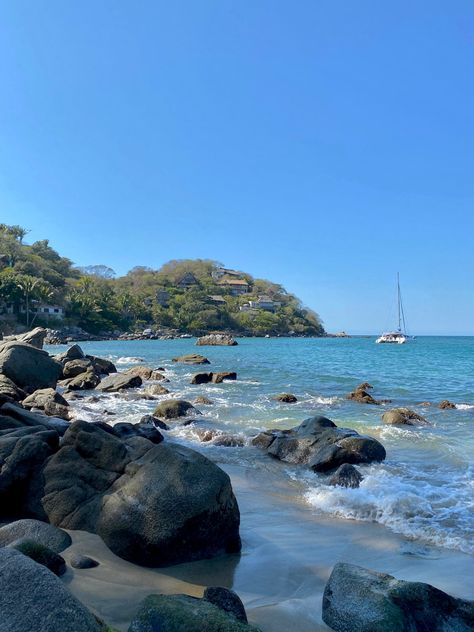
[[63, 462, 474, 631]]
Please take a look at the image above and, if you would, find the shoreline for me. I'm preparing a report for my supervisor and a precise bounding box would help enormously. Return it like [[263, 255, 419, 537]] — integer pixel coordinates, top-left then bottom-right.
[[63, 461, 474, 631]]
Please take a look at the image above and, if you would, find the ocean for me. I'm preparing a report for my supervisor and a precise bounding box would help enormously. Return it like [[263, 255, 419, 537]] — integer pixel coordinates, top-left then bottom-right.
[[49, 335, 474, 558]]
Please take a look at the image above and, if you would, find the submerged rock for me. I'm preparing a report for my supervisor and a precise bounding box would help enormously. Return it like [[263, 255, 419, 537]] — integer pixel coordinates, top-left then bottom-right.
[[173, 353, 210, 364], [40, 421, 241, 567], [382, 408, 429, 426], [0, 342, 62, 392], [439, 399, 457, 410], [191, 372, 237, 385], [274, 393, 297, 403], [128, 593, 259, 632], [153, 399, 199, 419], [322, 562, 474, 632], [0, 547, 109, 632], [328, 463, 363, 488], [259, 416, 386, 472]]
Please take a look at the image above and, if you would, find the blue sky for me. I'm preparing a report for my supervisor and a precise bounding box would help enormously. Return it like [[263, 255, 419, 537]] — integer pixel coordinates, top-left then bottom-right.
[[0, 1, 473, 334]]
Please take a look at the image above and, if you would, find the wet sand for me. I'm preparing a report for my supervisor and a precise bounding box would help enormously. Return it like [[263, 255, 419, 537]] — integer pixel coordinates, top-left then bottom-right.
[[62, 462, 474, 631]]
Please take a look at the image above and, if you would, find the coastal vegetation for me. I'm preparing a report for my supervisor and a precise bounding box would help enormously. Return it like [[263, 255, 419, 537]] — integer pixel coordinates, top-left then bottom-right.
[[0, 224, 324, 336]]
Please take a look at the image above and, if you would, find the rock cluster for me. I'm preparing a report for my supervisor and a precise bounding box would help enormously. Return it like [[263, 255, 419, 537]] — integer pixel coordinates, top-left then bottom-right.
[[196, 333, 238, 346]]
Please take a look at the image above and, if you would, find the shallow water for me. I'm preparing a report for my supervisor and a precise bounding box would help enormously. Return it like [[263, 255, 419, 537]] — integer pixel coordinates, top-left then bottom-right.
[[50, 336, 474, 559]]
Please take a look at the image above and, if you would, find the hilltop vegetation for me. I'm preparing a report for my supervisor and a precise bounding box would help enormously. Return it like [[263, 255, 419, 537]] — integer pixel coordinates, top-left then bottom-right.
[[0, 224, 324, 337]]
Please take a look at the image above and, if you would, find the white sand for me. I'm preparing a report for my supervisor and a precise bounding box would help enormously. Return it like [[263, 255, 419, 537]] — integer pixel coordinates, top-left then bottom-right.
[[62, 462, 474, 631]]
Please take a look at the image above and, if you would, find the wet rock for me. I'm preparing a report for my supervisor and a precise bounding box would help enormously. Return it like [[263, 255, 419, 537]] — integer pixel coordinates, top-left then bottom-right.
[[96, 373, 142, 392], [112, 421, 164, 444], [212, 434, 245, 447], [0, 518, 71, 553], [173, 354, 210, 364], [70, 553, 100, 569], [9, 537, 66, 576], [264, 416, 386, 472], [212, 371, 237, 383], [0, 342, 62, 392], [328, 464, 363, 488], [191, 372, 213, 385], [204, 586, 248, 623], [145, 383, 169, 396], [153, 399, 199, 419], [322, 562, 474, 632], [86, 355, 117, 375], [125, 365, 153, 380], [439, 399, 456, 410], [196, 334, 238, 346], [250, 431, 277, 450], [194, 428, 219, 442], [0, 547, 108, 631], [150, 370, 169, 381], [274, 393, 297, 403], [194, 396, 213, 405], [356, 382, 373, 390], [347, 384, 388, 405], [54, 344, 85, 364], [62, 369, 100, 391], [139, 414, 170, 431], [62, 358, 94, 379], [128, 594, 259, 632], [382, 408, 429, 426], [22, 388, 71, 420], [0, 374, 26, 405], [41, 421, 241, 567]]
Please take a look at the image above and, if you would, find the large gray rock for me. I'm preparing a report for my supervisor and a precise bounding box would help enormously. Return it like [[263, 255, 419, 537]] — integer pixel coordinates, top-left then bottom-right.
[[0, 518, 71, 553], [6, 327, 47, 349], [173, 353, 210, 364], [0, 342, 62, 392], [263, 416, 386, 472], [86, 355, 117, 375], [128, 594, 259, 632], [9, 538, 66, 576], [322, 562, 474, 632], [22, 388, 71, 420], [40, 421, 241, 567], [0, 547, 108, 631], [54, 343, 85, 364], [196, 334, 238, 346], [62, 368, 100, 390], [0, 401, 69, 434], [153, 399, 199, 419], [96, 372, 142, 392]]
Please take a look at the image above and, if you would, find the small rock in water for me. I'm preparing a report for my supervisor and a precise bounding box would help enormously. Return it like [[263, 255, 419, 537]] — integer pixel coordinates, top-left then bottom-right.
[[194, 396, 213, 405], [172, 354, 210, 364], [381, 407, 429, 426], [70, 553, 100, 569], [438, 399, 456, 409], [153, 399, 200, 419], [328, 464, 363, 488]]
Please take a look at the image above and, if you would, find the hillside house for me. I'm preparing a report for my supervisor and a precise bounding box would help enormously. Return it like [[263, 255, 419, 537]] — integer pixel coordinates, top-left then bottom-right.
[[249, 296, 281, 311], [177, 272, 199, 289], [20, 304, 65, 319], [208, 295, 227, 306], [211, 267, 243, 281], [217, 277, 249, 296]]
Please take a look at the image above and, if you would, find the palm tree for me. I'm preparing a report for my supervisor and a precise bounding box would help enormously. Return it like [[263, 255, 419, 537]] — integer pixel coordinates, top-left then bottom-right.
[[15, 275, 53, 327]]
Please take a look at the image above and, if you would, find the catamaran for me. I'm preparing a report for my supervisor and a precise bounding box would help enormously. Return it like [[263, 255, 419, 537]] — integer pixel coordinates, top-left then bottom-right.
[[376, 274, 410, 344]]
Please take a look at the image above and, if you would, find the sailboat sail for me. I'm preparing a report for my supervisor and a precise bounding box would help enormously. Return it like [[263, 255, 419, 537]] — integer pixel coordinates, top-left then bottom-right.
[[376, 274, 409, 344]]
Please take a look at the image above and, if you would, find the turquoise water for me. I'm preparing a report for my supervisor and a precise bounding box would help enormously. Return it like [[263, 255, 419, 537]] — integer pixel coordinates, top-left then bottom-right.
[[48, 336, 474, 555]]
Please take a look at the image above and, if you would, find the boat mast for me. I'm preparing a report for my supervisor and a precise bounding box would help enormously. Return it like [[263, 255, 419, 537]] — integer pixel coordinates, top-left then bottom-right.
[[397, 272, 401, 332]]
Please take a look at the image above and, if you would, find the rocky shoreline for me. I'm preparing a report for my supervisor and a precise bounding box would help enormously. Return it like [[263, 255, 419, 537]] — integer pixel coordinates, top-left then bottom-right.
[[0, 327, 472, 631]]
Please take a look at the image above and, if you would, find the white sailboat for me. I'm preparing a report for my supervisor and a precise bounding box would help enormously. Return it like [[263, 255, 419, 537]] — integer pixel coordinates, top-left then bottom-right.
[[376, 274, 410, 344]]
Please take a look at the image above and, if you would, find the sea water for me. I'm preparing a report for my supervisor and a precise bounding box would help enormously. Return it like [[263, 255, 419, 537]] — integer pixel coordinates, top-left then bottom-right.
[[49, 336, 474, 557]]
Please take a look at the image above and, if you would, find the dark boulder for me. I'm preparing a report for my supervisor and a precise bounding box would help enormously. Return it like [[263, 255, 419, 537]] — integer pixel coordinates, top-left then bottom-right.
[[250, 431, 278, 450], [212, 371, 237, 383], [204, 587, 248, 623], [9, 537, 66, 576], [128, 594, 259, 632], [173, 353, 210, 364], [153, 399, 199, 419], [347, 385, 384, 405], [139, 414, 170, 431], [191, 372, 213, 385], [382, 408, 429, 426], [40, 421, 241, 567], [0, 342, 62, 392], [70, 553, 100, 569], [62, 369, 100, 391], [96, 373, 142, 392], [150, 370, 169, 381], [323, 562, 474, 632], [0, 401, 70, 434], [0, 547, 109, 631], [263, 416, 386, 472], [0, 518, 71, 553], [0, 375, 26, 405], [112, 421, 164, 444], [54, 344, 85, 364], [328, 463, 363, 488]]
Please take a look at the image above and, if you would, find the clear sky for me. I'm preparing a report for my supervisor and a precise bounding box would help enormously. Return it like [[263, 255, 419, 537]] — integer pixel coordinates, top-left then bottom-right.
[[0, 1, 473, 334]]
